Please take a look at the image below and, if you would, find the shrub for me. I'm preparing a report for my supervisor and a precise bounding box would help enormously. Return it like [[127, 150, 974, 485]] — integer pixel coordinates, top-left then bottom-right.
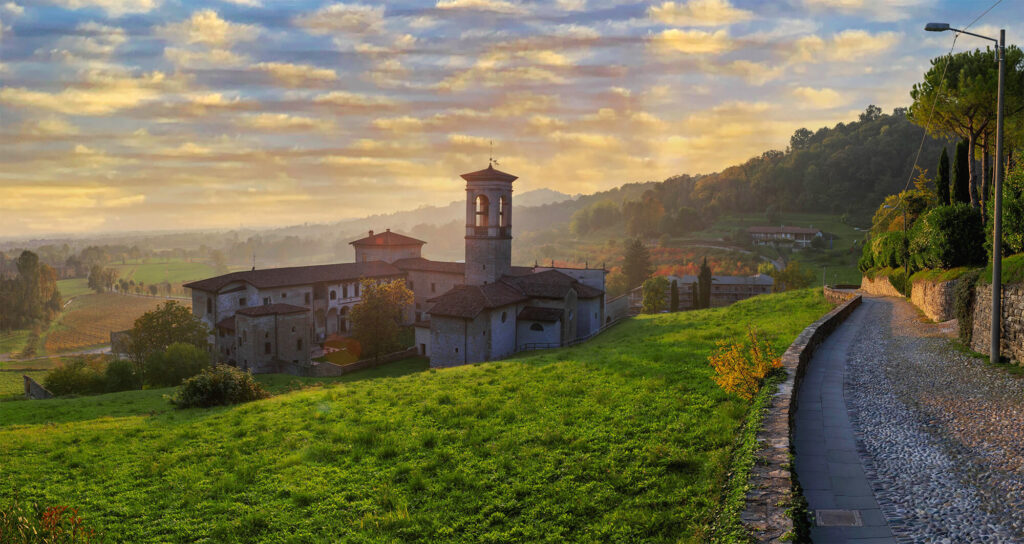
[[707, 327, 782, 401], [870, 231, 906, 269], [910, 204, 985, 269], [143, 342, 210, 388], [44, 359, 105, 396], [0, 500, 100, 543], [953, 268, 983, 344], [170, 365, 270, 408], [641, 276, 669, 313], [104, 359, 140, 393]]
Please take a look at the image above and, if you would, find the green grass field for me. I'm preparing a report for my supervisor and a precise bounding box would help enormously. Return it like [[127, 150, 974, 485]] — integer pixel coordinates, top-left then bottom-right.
[[0, 290, 831, 543], [0, 329, 31, 358], [110, 259, 214, 286], [56, 278, 93, 299], [0, 371, 47, 401]]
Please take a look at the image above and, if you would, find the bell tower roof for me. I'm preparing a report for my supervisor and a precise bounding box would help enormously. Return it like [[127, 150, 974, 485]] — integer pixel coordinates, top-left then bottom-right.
[[460, 164, 517, 183]]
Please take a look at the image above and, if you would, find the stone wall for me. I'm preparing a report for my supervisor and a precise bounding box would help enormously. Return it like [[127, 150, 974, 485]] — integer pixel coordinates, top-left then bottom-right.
[[859, 274, 903, 297], [910, 279, 959, 322], [823, 286, 857, 305], [971, 283, 1024, 364], [298, 347, 419, 377], [24, 374, 53, 399], [742, 294, 862, 542]]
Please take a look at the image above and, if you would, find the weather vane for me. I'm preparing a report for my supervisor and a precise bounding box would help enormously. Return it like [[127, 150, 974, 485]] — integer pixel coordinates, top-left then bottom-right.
[[489, 140, 499, 167]]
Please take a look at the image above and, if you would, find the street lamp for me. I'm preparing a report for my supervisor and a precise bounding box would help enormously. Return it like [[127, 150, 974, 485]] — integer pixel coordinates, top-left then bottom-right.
[[883, 203, 909, 280], [925, 22, 1005, 363]]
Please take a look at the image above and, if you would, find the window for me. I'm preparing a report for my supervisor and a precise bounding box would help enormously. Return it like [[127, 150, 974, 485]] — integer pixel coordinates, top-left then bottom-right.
[[297, 338, 303, 351], [409, 280, 414, 289], [499, 196, 508, 226], [501, 311, 507, 323], [530, 323, 544, 331], [291, 326, 296, 333], [263, 297, 271, 305], [431, 283, 436, 293], [415, 311, 422, 322], [239, 297, 247, 307], [281, 292, 287, 298], [330, 290, 336, 300], [264, 342, 271, 354], [354, 283, 360, 296], [475, 194, 490, 227], [568, 310, 573, 320], [206, 298, 212, 314], [343, 285, 348, 298], [304, 292, 310, 304]]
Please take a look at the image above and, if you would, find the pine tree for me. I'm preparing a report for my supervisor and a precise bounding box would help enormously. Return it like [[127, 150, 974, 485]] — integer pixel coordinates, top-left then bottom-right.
[[697, 257, 712, 309], [622, 238, 652, 289], [953, 139, 971, 205], [670, 280, 679, 312], [936, 147, 951, 205]]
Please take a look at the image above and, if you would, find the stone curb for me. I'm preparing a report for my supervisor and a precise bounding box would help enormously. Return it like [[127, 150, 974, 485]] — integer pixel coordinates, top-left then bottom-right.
[[741, 290, 862, 542]]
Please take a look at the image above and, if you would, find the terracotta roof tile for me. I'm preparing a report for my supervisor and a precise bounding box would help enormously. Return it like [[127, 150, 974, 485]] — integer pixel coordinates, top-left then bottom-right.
[[517, 306, 563, 322], [183, 261, 401, 293], [392, 257, 465, 274], [460, 164, 517, 183], [350, 229, 426, 247], [235, 303, 309, 317]]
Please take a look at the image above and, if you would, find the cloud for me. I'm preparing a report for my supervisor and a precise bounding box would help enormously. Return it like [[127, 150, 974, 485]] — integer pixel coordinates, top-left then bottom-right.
[[2, 2, 23, 15], [650, 28, 733, 55], [719, 59, 784, 85], [237, 113, 334, 132], [157, 9, 259, 47], [164, 46, 247, 68], [254, 62, 337, 87], [789, 29, 899, 63], [43, 0, 158, 17], [294, 3, 383, 35], [802, 0, 924, 22], [435, 0, 527, 14], [548, 130, 621, 149], [313, 91, 397, 108], [371, 115, 424, 133], [42, 22, 126, 62], [0, 70, 174, 114], [22, 117, 79, 136], [648, 0, 753, 27], [792, 86, 846, 108]]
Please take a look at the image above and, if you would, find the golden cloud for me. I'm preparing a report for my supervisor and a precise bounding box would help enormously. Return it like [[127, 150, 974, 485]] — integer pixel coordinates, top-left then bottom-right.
[[789, 29, 899, 63], [157, 9, 259, 48], [165, 46, 247, 68], [254, 62, 338, 87], [294, 3, 383, 35], [791, 86, 846, 108], [237, 113, 334, 132], [648, 0, 753, 27], [0, 69, 174, 114], [650, 28, 734, 55], [435, 0, 526, 15], [43, 0, 158, 16]]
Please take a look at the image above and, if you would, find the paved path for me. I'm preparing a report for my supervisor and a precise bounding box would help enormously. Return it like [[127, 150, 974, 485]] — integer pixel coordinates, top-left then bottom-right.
[[794, 300, 895, 543], [795, 294, 1024, 543]]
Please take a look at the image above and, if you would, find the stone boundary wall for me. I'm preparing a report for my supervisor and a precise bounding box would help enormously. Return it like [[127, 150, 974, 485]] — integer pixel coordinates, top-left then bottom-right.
[[823, 286, 858, 305], [971, 284, 1024, 364], [23, 375, 53, 399], [859, 274, 902, 297], [910, 279, 959, 322], [742, 294, 863, 542], [292, 347, 420, 377]]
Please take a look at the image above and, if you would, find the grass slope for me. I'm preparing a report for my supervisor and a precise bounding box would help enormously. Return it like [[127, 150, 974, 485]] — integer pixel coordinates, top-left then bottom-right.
[[0, 290, 830, 543]]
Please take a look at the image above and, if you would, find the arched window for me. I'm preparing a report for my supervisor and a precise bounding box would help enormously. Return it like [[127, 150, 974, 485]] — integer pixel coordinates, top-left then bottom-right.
[[330, 290, 336, 300], [475, 194, 489, 227], [530, 323, 544, 332], [501, 311, 507, 323], [499, 196, 508, 227], [339, 306, 348, 333]]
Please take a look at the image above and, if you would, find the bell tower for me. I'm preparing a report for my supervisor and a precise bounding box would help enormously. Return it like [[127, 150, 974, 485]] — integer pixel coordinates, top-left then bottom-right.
[[462, 164, 516, 285]]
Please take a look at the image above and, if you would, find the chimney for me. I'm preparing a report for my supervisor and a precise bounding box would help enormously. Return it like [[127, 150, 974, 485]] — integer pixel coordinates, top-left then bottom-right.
[[368, 230, 374, 237]]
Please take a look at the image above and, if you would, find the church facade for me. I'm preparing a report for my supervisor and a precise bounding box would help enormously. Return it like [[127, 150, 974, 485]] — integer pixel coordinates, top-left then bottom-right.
[[184, 165, 606, 371]]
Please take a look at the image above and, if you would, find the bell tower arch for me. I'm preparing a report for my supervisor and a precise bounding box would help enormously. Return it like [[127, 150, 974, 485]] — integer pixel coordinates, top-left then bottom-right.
[[462, 164, 516, 285]]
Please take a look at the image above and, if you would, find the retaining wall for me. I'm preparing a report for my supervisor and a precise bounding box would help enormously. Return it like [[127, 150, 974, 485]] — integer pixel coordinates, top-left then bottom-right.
[[742, 294, 862, 542], [23, 375, 53, 399], [859, 274, 902, 297], [971, 283, 1024, 364], [910, 279, 959, 322], [823, 286, 858, 305], [291, 348, 419, 377]]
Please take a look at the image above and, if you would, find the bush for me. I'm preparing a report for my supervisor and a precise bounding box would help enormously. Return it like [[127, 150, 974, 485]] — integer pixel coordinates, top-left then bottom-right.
[[0, 500, 100, 543], [707, 327, 781, 401], [870, 231, 906, 269], [170, 365, 270, 408], [954, 268, 983, 344], [44, 359, 105, 396], [910, 204, 985, 269], [104, 359, 141, 393], [143, 342, 210, 388], [887, 267, 911, 297]]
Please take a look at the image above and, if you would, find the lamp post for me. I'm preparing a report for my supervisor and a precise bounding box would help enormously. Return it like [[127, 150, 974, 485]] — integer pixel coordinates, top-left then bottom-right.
[[925, 22, 1005, 363], [883, 203, 909, 280]]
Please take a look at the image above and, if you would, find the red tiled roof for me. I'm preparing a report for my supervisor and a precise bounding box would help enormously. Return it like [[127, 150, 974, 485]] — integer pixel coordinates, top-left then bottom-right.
[[350, 229, 426, 247], [235, 303, 309, 317], [747, 226, 821, 235], [503, 269, 603, 299], [517, 306, 563, 322], [216, 316, 235, 330], [427, 269, 603, 319], [183, 261, 401, 293], [392, 257, 465, 274], [460, 164, 518, 183]]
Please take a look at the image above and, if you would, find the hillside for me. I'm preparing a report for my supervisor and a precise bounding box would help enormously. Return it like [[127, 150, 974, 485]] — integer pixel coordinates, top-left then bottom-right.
[[0, 290, 831, 543]]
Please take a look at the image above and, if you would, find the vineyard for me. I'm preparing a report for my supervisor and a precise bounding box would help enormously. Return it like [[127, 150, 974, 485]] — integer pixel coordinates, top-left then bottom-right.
[[43, 294, 167, 354]]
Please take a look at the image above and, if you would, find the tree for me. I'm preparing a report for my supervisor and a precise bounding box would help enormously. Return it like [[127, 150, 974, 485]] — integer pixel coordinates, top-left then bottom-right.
[[143, 342, 210, 387], [641, 276, 669, 313], [789, 127, 812, 151], [859, 104, 882, 122], [605, 270, 628, 298], [622, 238, 651, 289], [670, 280, 679, 312], [350, 278, 414, 360], [952, 139, 971, 204], [697, 258, 712, 309], [127, 301, 209, 368], [773, 262, 814, 292], [936, 147, 951, 205]]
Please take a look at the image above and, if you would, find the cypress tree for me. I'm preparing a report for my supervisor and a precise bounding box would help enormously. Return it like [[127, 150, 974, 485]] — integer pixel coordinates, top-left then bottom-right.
[[953, 139, 971, 204], [698, 257, 712, 309], [936, 147, 951, 205], [670, 280, 679, 312]]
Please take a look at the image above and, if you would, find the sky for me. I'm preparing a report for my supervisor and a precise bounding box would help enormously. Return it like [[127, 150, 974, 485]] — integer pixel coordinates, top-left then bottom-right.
[[0, 0, 1016, 238]]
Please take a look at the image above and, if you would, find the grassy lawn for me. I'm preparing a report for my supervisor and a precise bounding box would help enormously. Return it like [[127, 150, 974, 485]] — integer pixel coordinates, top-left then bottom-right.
[[41, 294, 167, 355], [0, 370, 47, 401], [0, 290, 830, 543], [110, 259, 214, 286], [0, 329, 31, 358], [56, 278, 93, 299]]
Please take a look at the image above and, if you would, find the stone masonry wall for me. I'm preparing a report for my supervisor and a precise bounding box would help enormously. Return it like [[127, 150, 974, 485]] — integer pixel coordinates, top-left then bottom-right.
[[910, 279, 959, 322], [823, 286, 857, 305], [742, 294, 862, 543], [24, 374, 53, 399], [971, 283, 1024, 365], [859, 274, 903, 297]]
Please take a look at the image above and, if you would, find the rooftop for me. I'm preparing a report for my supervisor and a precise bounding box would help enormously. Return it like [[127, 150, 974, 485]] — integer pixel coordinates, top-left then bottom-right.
[[392, 257, 465, 275], [460, 164, 518, 183], [184, 261, 402, 293], [517, 306, 563, 322], [235, 303, 309, 317], [747, 226, 821, 235], [349, 229, 426, 247], [427, 269, 603, 319]]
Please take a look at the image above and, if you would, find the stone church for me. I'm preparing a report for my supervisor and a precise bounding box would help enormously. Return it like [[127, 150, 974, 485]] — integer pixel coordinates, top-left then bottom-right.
[[184, 165, 606, 371]]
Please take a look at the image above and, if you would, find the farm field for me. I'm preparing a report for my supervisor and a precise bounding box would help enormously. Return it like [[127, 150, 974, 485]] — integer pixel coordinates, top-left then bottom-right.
[[109, 259, 214, 293], [42, 294, 168, 355], [0, 329, 31, 358], [56, 278, 93, 299], [0, 370, 46, 401], [0, 289, 832, 543]]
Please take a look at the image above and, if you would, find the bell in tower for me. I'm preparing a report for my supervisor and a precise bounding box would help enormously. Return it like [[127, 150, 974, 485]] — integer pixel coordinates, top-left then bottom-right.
[[461, 164, 517, 285]]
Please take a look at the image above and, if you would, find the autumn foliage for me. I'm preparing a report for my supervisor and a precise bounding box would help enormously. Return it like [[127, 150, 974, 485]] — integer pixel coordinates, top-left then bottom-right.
[[707, 327, 782, 400], [0, 501, 99, 543]]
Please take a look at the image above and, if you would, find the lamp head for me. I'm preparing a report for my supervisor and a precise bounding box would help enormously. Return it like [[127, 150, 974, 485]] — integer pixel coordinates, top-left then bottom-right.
[[925, 22, 950, 32]]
